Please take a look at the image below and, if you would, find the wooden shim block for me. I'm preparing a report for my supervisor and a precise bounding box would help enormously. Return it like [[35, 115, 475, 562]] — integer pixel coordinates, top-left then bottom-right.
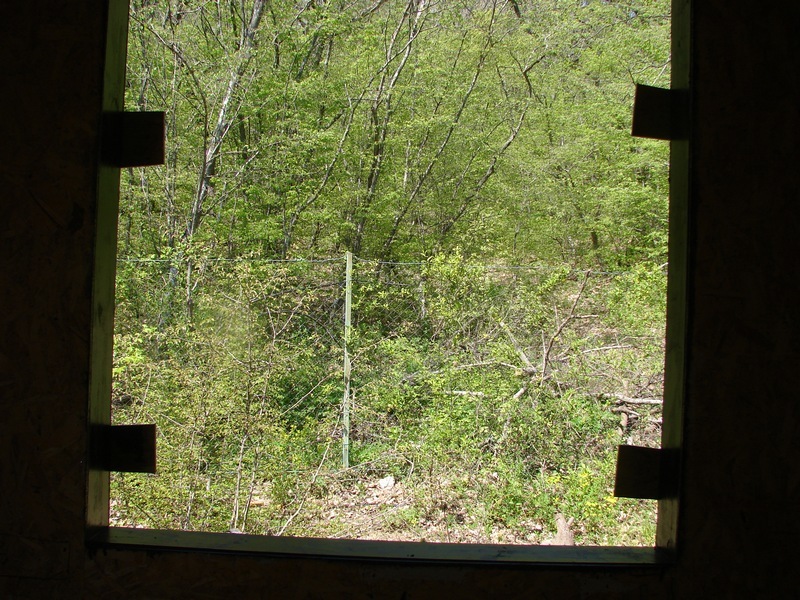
[[90, 424, 156, 473], [631, 85, 689, 140], [101, 111, 165, 167], [614, 445, 679, 500]]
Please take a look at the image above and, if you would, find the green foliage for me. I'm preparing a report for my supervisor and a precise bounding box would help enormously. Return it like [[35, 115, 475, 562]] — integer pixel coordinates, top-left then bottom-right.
[[605, 261, 668, 335], [112, 0, 671, 545]]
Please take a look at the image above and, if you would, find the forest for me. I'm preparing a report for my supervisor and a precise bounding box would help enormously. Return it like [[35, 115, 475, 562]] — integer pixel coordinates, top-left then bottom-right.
[[111, 0, 671, 545]]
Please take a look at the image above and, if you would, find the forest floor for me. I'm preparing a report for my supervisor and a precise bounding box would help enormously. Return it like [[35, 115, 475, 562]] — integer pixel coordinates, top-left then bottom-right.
[[283, 475, 551, 544], [111, 383, 662, 545], [266, 409, 662, 545]]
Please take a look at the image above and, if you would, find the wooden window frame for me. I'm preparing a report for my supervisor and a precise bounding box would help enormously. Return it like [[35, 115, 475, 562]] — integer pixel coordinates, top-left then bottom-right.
[[87, 0, 690, 565]]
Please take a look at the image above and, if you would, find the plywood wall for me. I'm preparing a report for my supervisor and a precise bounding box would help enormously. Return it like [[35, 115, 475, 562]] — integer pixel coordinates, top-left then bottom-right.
[[1, 1, 799, 597]]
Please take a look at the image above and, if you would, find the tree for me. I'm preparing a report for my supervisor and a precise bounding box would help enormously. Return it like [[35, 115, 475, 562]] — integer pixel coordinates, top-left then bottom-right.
[[114, 0, 671, 544]]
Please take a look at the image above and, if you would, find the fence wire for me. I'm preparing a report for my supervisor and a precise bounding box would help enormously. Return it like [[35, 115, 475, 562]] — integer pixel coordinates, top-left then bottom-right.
[[111, 253, 665, 538]]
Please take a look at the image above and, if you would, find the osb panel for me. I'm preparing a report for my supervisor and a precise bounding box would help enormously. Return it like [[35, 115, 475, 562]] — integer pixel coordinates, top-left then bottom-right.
[[0, 0, 107, 594], [677, 2, 800, 598], [3, 0, 800, 597], [83, 549, 673, 600], [0, 534, 69, 580]]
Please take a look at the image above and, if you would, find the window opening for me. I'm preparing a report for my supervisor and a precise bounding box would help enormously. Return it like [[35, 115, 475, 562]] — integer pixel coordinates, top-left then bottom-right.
[[102, 0, 678, 555]]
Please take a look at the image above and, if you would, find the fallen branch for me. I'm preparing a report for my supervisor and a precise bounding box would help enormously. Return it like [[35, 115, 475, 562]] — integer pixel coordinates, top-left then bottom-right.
[[541, 513, 575, 546], [604, 393, 663, 406], [499, 320, 535, 371], [541, 270, 591, 381], [581, 344, 633, 354], [611, 406, 641, 417]]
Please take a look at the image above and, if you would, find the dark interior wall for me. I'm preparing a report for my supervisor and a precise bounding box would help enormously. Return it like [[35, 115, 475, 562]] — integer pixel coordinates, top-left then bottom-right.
[[1, 1, 798, 598], [0, 0, 107, 593], [678, 3, 800, 597]]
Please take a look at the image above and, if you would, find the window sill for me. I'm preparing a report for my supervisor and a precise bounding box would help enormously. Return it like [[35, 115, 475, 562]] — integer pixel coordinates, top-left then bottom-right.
[[87, 526, 672, 566]]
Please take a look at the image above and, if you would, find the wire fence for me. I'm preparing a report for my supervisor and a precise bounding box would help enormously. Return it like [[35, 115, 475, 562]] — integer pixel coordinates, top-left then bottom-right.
[[111, 252, 666, 538]]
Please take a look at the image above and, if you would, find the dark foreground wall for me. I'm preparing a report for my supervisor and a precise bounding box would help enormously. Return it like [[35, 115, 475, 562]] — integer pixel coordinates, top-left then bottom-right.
[[1, 1, 798, 597]]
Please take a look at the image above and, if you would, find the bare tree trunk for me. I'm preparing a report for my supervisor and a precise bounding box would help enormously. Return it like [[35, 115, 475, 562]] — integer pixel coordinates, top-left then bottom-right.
[[186, 0, 267, 241], [379, 5, 499, 260], [181, 0, 267, 316], [283, 0, 426, 257]]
